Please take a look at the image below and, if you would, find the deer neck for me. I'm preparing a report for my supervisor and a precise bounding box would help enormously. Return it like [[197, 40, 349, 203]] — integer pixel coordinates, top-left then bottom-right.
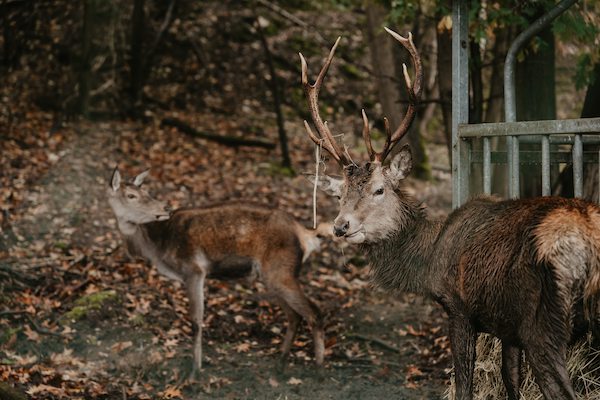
[[117, 219, 139, 236], [362, 198, 442, 296], [117, 219, 166, 261]]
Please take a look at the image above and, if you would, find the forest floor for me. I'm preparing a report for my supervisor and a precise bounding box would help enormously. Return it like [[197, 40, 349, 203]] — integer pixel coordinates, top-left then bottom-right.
[[0, 113, 454, 399]]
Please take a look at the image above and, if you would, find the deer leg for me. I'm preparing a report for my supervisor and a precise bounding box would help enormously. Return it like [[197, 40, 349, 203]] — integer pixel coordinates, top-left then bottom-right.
[[523, 340, 575, 400], [448, 316, 476, 400], [501, 343, 522, 400], [275, 299, 301, 366], [186, 270, 206, 374], [271, 279, 324, 365]]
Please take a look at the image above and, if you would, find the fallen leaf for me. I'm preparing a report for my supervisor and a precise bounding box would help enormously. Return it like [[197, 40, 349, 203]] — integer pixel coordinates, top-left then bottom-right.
[[161, 386, 183, 399], [23, 324, 40, 342], [111, 341, 133, 353], [235, 342, 251, 353], [287, 377, 302, 385]]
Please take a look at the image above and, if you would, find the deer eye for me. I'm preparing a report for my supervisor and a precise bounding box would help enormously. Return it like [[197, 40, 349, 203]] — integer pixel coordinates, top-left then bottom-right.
[[374, 188, 384, 196], [127, 194, 137, 199]]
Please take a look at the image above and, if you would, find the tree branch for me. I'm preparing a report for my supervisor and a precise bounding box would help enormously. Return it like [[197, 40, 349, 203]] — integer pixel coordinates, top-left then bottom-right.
[[161, 117, 275, 149]]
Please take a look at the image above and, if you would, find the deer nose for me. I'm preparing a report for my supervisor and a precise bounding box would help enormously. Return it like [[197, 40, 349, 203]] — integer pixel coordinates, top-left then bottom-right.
[[333, 220, 350, 237]]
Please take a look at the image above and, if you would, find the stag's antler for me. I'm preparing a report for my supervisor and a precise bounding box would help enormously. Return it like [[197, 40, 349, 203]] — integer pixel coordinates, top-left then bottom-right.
[[363, 28, 423, 163], [300, 28, 422, 166], [299, 38, 352, 167]]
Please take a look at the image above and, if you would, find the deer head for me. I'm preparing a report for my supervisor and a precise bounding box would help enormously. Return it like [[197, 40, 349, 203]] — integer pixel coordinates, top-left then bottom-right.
[[300, 28, 422, 244], [107, 167, 171, 227]]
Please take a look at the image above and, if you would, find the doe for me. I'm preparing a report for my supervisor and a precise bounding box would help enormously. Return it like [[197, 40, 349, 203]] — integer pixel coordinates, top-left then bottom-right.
[[107, 168, 329, 373]]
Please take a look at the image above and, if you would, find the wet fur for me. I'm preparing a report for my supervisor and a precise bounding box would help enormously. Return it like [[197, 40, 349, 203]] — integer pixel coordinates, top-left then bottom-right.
[[363, 193, 600, 399]]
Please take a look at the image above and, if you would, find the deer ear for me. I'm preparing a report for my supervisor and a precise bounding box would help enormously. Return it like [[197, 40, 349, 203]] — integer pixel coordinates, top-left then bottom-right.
[[304, 174, 344, 197], [110, 167, 121, 191], [388, 145, 412, 182], [133, 169, 150, 187]]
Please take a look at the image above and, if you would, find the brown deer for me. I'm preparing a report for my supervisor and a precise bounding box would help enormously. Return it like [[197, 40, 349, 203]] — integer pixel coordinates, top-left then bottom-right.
[[106, 168, 330, 374], [300, 28, 600, 400]]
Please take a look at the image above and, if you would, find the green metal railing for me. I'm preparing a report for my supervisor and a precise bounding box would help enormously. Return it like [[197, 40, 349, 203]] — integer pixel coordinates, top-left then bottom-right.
[[451, 0, 600, 207]]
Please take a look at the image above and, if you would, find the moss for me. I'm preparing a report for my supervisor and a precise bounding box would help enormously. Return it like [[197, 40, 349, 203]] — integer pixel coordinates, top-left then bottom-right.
[[54, 241, 69, 250], [62, 290, 118, 322], [0, 327, 20, 346], [340, 63, 363, 80], [264, 162, 295, 177], [130, 314, 145, 327], [64, 305, 88, 321], [74, 290, 118, 307]]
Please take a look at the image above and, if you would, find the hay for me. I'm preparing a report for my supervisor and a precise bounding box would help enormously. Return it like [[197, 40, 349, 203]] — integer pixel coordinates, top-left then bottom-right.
[[445, 334, 600, 399]]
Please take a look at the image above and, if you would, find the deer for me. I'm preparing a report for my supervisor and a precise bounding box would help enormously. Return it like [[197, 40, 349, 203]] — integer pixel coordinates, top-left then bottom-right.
[[106, 167, 331, 375], [300, 28, 600, 400]]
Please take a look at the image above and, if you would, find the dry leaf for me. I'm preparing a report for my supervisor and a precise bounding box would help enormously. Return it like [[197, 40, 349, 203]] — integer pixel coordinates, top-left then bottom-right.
[[287, 377, 302, 385], [235, 342, 251, 353], [23, 324, 40, 342], [161, 386, 183, 399], [111, 341, 133, 353]]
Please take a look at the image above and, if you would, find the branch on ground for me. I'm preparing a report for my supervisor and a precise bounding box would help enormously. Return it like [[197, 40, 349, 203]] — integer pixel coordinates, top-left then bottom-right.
[[161, 117, 276, 149]]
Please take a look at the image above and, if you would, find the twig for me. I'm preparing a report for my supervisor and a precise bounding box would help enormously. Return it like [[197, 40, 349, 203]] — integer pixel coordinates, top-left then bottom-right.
[[145, 0, 177, 65], [344, 357, 405, 368], [25, 314, 62, 337], [312, 143, 321, 229], [161, 117, 276, 149], [255, 0, 324, 42], [346, 333, 401, 353], [0, 310, 28, 318]]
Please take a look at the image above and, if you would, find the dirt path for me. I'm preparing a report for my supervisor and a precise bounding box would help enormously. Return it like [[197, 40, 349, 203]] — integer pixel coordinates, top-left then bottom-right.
[[1, 120, 451, 399]]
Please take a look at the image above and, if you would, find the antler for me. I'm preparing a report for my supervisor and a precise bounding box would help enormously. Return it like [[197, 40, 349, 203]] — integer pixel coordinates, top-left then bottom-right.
[[299, 38, 352, 167], [363, 28, 423, 163]]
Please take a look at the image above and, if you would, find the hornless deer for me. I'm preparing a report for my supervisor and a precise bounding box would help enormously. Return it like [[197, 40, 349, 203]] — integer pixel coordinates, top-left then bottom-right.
[[300, 28, 600, 400], [107, 168, 330, 373]]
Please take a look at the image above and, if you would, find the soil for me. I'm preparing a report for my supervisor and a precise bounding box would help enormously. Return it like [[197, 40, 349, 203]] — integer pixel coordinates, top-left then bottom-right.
[[0, 119, 453, 399]]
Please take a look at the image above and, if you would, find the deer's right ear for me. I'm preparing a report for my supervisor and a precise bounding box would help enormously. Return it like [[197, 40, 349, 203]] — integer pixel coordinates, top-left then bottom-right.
[[110, 168, 121, 192], [304, 174, 344, 197]]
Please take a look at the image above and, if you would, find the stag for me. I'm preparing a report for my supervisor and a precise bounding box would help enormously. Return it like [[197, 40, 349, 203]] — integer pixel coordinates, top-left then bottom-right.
[[107, 168, 330, 374], [300, 28, 600, 400]]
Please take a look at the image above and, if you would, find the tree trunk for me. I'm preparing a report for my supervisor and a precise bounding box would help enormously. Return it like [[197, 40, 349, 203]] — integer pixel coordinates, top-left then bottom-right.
[[487, 27, 511, 197], [436, 9, 452, 161], [365, 2, 429, 179], [581, 63, 600, 202], [130, 0, 145, 106], [469, 39, 484, 193], [255, 14, 291, 169], [515, 11, 556, 197], [78, 0, 94, 117]]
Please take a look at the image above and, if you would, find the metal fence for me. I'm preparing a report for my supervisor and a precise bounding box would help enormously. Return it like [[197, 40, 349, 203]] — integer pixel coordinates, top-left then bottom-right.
[[451, 0, 600, 208]]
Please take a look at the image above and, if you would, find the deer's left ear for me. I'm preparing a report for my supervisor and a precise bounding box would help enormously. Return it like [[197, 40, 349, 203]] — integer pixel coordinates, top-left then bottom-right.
[[387, 145, 412, 182], [133, 169, 150, 187], [110, 167, 121, 191]]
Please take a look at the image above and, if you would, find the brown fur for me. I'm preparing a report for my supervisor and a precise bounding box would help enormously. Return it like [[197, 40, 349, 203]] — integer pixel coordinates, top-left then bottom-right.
[[301, 30, 600, 398], [312, 159, 600, 400], [107, 170, 327, 374]]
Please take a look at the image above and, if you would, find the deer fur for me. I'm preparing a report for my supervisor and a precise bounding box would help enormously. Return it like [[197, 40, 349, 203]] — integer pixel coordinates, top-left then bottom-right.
[[312, 153, 600, 400], [107, 168, 329, 373], [301, 28, 600, 400]]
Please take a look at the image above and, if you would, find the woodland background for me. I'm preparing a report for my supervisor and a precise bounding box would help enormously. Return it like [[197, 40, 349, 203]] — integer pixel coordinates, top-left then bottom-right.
[[0, 1, 599, 399]]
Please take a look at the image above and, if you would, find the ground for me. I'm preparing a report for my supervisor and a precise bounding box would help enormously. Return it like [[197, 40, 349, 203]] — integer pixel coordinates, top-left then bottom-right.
[[0, 115, 453, 399]]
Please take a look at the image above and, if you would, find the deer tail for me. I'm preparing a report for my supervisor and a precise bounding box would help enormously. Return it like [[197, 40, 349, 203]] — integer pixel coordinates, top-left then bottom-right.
[[295, 222, 333, 263]]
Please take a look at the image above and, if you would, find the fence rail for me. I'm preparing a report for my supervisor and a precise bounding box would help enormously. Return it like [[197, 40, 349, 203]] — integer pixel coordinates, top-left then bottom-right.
[[457, 118, 600, 200]]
